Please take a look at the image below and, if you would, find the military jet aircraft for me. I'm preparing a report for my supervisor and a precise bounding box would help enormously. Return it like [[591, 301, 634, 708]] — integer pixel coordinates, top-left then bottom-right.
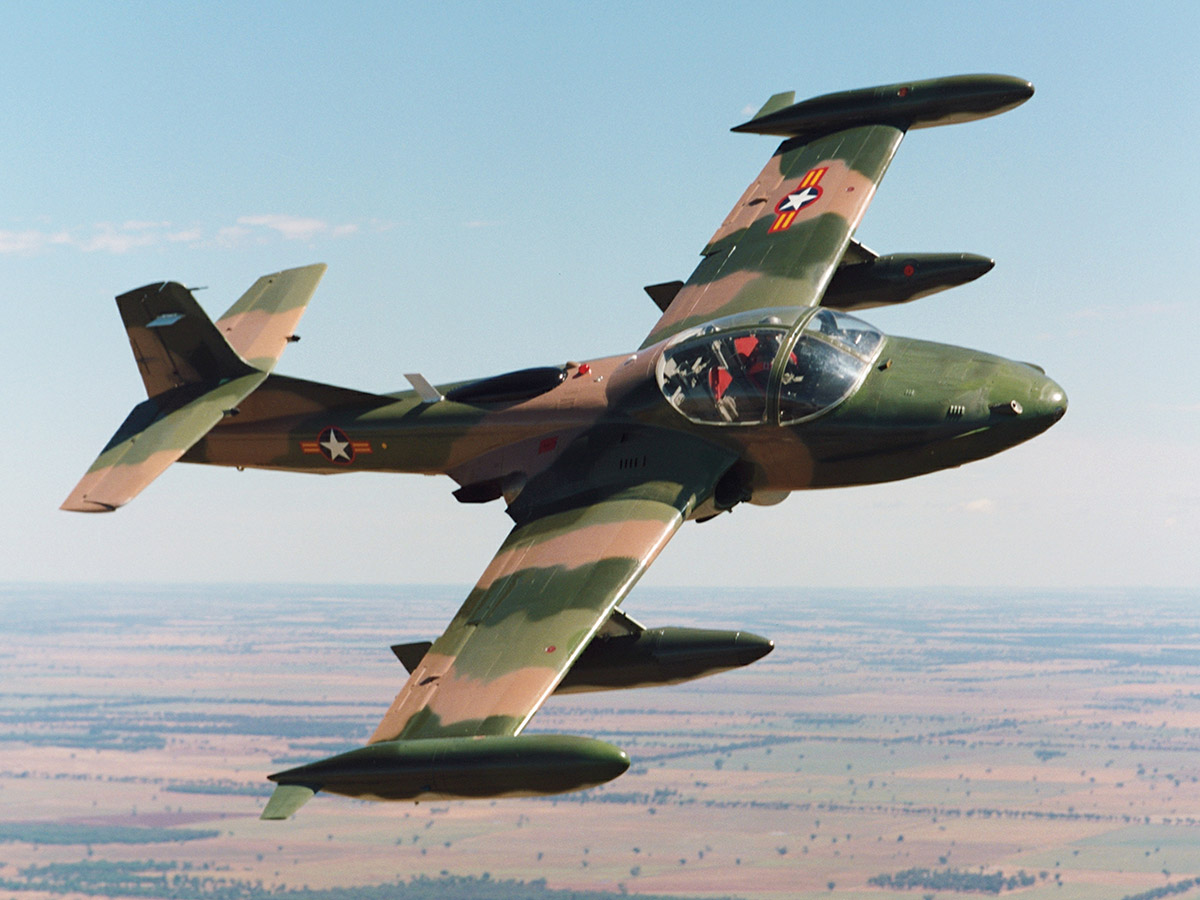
[[63, 74, 1065, 819]]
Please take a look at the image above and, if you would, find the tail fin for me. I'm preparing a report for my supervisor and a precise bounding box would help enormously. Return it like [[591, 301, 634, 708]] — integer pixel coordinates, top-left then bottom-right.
[[118, 281, 255, 398], [61, 264, 324, 513], [118, 263, 326, 396]]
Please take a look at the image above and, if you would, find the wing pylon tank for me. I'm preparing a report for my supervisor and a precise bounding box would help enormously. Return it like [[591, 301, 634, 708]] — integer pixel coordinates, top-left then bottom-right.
[[392, 624, 774, 695], [822, 252, 995, 311]]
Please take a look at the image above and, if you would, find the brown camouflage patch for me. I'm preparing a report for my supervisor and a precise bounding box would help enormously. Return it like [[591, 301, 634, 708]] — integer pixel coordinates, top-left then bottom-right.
[[475, 515, 679, 592]]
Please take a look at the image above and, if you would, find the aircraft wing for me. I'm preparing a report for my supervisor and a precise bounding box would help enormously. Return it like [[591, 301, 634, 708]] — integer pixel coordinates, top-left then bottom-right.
[[262, 429, 737, 815], [640, 122, 904, 348], [368, 429, 738, 743], [641, 75, 1036, 347]]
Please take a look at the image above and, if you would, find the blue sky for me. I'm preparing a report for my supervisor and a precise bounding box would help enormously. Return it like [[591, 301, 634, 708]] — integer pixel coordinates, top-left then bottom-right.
[[6, 1, 1198, 587]]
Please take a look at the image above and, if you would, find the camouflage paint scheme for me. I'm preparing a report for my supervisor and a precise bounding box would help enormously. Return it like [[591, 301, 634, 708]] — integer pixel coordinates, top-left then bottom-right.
[[62, 75, 1065, 819]]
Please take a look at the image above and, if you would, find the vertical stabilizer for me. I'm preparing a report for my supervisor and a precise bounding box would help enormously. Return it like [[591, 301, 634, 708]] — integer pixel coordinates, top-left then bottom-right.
[[118, 281, 253, 398]]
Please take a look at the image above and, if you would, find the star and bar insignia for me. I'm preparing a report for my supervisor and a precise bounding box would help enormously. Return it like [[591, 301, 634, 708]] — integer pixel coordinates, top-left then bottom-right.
[[301, 427, 372, 465], [768, 167, 828, 233]]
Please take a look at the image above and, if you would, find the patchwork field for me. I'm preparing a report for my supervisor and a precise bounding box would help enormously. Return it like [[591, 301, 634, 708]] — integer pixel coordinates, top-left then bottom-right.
[[2, 584, 1199, 899]]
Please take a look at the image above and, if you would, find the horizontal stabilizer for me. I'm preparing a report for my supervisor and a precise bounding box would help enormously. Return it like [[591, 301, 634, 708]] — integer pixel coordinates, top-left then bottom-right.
[[61, 372, 268, 512], [216, 264, 326, 371], [63, 265, 328, 513]]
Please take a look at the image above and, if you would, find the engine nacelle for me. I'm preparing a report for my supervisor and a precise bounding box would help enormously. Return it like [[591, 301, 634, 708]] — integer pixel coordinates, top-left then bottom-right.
[[557, 625, 773, 692], [823, 252, 994, 311], [391, 623, 773, 696]]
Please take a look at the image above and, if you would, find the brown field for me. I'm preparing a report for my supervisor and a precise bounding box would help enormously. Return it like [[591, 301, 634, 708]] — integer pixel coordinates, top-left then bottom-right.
[[2, 584, 1200, 899]]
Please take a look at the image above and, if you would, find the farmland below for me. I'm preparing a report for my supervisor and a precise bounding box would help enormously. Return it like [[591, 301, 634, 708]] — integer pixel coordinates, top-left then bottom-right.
[[2, 583, 1200, 899]]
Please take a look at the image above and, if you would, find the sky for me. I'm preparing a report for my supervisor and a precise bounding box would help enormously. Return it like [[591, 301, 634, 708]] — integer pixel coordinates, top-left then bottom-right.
[[5, 1, 1199, 589]]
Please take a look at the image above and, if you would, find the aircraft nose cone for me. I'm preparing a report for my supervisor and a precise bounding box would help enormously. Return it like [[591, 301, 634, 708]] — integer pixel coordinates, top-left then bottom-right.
[[988, 365, 1066, 435], [1038, 375, 1068, 423], [1016, 372, 1066, 424], [995, 76, 1035, 105], [965, 254, 996, 280]]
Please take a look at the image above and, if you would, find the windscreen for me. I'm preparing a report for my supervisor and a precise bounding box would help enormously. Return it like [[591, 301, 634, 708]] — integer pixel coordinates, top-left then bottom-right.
[[779, 309, 883, 423], [656, 309, 883, 426]]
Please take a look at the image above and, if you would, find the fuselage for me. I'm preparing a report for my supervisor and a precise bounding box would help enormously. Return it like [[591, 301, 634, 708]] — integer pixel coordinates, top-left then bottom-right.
[[184, 308, 1066, 517]]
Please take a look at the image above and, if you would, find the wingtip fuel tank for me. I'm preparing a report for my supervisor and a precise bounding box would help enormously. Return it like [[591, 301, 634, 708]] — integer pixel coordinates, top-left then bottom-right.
[[264, 734, 630, 815], [733, 73, 1033, 138]]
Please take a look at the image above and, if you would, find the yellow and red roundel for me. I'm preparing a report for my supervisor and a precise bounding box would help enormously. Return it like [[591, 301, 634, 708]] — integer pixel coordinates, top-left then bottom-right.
[[301, 427, 372, 465], [769, 167, 828, 233]]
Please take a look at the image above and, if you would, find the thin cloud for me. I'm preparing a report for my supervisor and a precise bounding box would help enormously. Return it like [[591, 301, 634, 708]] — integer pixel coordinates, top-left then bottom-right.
[[0, 229, 70, 254], [237, 214, 329, 241], [0, 215, 368, 255], [77, 223, 159, 254], [215, 225, 253, 248]]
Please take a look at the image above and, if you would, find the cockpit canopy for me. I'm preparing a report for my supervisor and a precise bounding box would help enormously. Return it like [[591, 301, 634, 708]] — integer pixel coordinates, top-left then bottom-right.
[[656, 308, 884, 426]]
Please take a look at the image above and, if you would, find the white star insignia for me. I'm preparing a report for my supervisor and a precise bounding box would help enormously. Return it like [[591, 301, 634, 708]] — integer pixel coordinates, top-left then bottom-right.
[[778, 186, 820, 212], [320, 429, 351, 461]]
